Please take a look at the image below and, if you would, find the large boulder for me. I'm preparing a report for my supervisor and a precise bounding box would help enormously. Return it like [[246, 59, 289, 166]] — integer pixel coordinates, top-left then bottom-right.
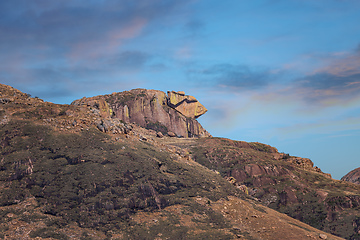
[[167, 91, 207, 118]]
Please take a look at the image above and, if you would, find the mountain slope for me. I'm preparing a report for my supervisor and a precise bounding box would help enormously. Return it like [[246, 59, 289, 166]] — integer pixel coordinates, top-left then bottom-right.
[[0, 83, 351, 239], [342, 167, 360, 185], [167, 137, 360, 239]]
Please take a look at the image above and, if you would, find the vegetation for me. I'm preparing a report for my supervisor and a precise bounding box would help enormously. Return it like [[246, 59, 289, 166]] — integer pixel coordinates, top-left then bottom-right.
[[1, 84, 357, 239], [145, 121, 168, 134], [188, 137, 360, 239], [0, 120, 239, 238]]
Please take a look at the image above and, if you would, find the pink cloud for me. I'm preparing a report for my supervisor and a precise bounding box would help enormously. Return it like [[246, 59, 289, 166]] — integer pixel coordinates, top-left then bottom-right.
[[68, 17, 147, 64], [312, 52, 360, 77]]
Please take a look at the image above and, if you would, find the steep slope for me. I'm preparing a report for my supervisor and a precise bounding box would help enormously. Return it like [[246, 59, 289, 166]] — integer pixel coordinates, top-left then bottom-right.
[[342, 167, 360, 185], [164, 137, 360, 239], [0, 83, 349, 239]]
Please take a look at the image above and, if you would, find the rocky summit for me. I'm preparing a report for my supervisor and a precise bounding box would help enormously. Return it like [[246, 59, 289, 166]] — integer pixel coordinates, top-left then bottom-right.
[[72, 89, 211, 138], [342, 167, 360, 185], [1, 83, 360, 239]]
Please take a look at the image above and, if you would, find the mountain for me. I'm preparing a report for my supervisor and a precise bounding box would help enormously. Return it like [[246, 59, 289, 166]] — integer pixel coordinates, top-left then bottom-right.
[[342, 168, 360, 185], [0, 83, 358, 239]]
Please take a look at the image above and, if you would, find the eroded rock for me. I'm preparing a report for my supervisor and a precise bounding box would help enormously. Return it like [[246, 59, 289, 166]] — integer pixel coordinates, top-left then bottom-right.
[[72, 89, 211, 138], [167, 91, 207, 118]]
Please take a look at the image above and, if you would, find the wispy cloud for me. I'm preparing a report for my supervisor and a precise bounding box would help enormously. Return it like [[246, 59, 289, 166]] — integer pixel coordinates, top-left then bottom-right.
[[276, 116, 360, 138], [187, 63, 279, 90]]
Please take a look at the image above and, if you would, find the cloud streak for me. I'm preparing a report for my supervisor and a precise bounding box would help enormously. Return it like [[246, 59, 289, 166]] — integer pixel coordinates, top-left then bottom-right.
[[187, 63, 278, 91]]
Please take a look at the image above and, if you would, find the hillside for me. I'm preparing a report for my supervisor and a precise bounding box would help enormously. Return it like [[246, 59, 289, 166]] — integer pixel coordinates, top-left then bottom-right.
[[0, 83, 357, 239], [342, 168, 360, 185]]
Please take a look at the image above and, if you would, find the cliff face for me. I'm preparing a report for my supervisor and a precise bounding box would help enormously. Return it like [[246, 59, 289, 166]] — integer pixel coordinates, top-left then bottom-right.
[[342, 167, 360, 184], [72, 89, 211, 138]]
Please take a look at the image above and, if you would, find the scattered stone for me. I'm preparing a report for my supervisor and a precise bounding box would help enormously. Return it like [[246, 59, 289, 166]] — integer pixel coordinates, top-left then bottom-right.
[[0, 98, 11, 104], [319, 233, 327, 239], [167, 131, 176, 137], [97, 123, 105, 132], [102, 120, 112, 132], [139, 135, 147, 141], [156, 132, 164, 138], [124, 124, 133, 134]]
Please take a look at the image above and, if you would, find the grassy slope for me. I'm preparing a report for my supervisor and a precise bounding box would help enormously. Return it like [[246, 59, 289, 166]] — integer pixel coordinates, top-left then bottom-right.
[[184, 138, 360, 239]]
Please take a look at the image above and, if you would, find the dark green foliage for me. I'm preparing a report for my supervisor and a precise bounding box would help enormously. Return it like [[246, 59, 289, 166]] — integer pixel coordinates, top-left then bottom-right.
[[187, 201, 231, 229], [80, 232, 94, 240], [29, 227, 69, 239], [20, 213, 47, 223], [124, 209, 233, 240], [106, 92, 135, 106], [249, 142, 274, 153], [146, 121, 168, 134], [0, 181, 27, 205]]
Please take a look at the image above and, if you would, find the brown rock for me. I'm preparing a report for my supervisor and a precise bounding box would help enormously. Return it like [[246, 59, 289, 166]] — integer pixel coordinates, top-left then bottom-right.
[[341, 167, 360, 184], [167, 131, 176, 137], [167, 91, 207, 118], [72, 97, 113, 118], [319, 233, 327, 239], [72, 89, 211, 138], [156, 132, 164, 138]]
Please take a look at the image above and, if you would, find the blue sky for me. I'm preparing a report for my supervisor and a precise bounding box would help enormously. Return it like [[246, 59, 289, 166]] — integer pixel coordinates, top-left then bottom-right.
[[1, 0, 360, 179]]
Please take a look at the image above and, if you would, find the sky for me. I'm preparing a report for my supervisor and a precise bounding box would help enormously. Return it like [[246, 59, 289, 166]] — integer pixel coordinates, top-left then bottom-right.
[[1, 0, 360, 179]]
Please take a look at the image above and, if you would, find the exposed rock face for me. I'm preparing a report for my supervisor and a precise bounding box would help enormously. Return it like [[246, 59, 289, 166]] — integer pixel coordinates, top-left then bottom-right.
[[72, 89, 211, 138], [341, 167, 360, 184], [167, 91, 207, 118]]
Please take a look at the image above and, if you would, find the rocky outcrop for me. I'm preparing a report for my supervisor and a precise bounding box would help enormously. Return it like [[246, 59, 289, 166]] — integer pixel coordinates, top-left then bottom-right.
[[72, 89, 211, 138], [167, 91, 207, 118], [341, 167, 360, 184]]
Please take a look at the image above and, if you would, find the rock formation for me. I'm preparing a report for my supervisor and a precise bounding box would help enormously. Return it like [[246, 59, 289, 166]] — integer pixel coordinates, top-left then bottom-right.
[[167, 91, 207, 118], [341, 167, 360, 184], [72, 89, 211, 138]]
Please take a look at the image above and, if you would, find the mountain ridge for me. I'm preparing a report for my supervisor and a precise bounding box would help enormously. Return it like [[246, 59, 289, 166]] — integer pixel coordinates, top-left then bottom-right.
[[1, 83, 359, 239]]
